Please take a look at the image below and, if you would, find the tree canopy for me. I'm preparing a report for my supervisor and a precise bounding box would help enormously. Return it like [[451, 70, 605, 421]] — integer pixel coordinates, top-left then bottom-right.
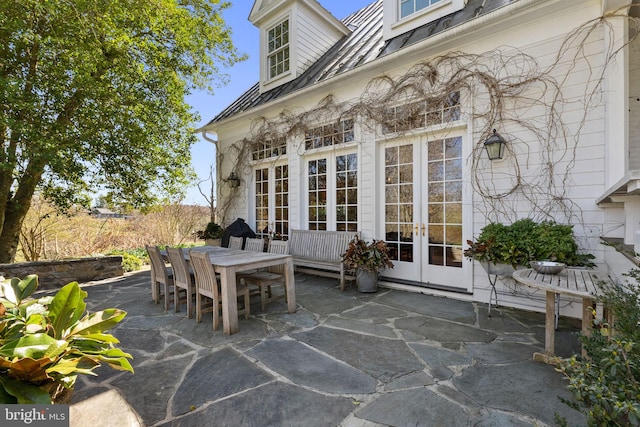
[[0, 0, 244, 262]]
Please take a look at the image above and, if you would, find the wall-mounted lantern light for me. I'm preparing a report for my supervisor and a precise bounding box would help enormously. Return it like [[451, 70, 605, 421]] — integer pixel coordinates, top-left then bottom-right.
[[484, 129, 506, 161], [227, 172, 241, 188]]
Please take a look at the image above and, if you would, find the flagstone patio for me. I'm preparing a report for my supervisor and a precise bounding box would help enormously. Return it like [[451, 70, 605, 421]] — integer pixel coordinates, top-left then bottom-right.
[[67, 270, 586, 426]]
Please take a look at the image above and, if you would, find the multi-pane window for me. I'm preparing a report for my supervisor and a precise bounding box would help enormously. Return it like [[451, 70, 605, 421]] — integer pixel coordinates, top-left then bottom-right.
[[383, 92, 460, 134], [268, 20, 290, 79], [252, 137, 287, 161], [307, 153, 358, 231], [400, 0, 442, 19], [304, 119, 354, 150], [427, 137, 462, 267], [308, 159, 327, 230], [384, 145, 414, 262], [255, 168, 269, 238], [274, 165, 289, 239], [336, 154, 358, 232], [254, 165, 289, 240]]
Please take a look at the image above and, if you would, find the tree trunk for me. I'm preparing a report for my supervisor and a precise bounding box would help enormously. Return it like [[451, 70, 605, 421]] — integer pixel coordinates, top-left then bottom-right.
[[0, 159, 44, 263], [0, 199, 31, 263]]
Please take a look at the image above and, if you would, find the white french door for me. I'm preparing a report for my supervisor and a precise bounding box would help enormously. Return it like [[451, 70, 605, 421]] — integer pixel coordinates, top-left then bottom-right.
[[381, 134, 465, 289]]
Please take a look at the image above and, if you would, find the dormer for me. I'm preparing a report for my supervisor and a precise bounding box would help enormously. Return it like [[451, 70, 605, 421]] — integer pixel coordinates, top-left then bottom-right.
[[383, 0, 465, 41], [250, 0, 350, 93]]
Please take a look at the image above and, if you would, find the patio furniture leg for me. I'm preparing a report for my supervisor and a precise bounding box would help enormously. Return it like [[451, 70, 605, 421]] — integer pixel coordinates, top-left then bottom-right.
[[545, 290, 555, 356]]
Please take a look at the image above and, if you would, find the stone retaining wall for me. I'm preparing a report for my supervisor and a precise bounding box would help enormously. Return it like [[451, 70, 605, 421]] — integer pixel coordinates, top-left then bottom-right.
[[0, 256, 123, 290]]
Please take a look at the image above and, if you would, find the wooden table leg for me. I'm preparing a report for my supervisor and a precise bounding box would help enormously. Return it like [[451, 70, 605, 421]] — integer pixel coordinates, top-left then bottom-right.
[[284, 259, 296, 313], [534, 290, 558, 364], [219, 267, 239, 335], [545, 290, 556, 355]]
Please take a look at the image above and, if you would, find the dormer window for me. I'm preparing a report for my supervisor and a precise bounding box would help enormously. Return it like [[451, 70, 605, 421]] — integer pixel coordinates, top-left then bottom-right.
[[400, 0, 442, 19], [268, 19, 290, 79]]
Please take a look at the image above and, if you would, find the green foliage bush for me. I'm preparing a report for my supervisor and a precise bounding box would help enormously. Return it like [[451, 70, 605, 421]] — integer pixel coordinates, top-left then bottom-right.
[[557, 268, 640, 426], [195, 222, 224, 240], [106, 250, 144, 272], [464, 218, 595, 268]]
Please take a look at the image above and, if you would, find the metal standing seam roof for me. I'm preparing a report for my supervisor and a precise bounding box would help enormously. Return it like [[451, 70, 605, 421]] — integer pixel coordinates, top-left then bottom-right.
[[205, 0, 515, 126]]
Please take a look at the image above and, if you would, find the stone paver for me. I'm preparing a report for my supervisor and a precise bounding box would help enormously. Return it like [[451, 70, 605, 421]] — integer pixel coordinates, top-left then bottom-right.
[[68, 270, 586, 426]]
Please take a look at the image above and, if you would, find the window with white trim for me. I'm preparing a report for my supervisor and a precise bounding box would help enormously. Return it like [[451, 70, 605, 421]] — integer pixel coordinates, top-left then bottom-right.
[[254, 164, 289, 240], [400, 0, 443, 19], [268, 19, 290, 79], [252, 136, 286, 161], [383, 92, 460, 134], [304, 119, 354, 150], [307, 152, 358, 231]]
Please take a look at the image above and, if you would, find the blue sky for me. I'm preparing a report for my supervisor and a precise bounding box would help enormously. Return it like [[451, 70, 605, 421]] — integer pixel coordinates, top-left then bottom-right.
[[183, 0, 375, 205]]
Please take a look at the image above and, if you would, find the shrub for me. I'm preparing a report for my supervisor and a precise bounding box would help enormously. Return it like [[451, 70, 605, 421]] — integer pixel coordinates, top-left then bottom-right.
[[195, 222, 224, 240], [0, 275, 133, 403], [557, 269, 640, 426], [106, 250, 144, 272], [464, 218, 595, 268]]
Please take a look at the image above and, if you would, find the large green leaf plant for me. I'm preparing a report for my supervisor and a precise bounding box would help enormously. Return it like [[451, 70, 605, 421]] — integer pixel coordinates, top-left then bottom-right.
[[0, 275, 133, 403]]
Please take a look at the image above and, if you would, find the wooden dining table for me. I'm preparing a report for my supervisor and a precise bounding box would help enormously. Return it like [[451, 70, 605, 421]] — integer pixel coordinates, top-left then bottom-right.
[[187, 246, 296, 335]]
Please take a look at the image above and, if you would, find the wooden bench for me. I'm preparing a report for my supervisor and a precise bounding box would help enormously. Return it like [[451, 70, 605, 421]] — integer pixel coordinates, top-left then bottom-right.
[[288, 229, 360, 290]]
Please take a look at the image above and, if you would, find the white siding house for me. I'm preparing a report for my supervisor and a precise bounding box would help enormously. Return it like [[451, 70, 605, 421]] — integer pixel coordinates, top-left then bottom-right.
[[199, 0, 640, 317]]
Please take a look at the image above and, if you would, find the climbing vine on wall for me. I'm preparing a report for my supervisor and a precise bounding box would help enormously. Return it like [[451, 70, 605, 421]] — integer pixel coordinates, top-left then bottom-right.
[[216, 7, 639, 249]]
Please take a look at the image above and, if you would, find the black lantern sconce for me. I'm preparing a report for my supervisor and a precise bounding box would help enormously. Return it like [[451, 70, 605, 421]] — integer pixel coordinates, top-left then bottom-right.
[[484, 129, 507, 161], [226, 172, 241, 188]]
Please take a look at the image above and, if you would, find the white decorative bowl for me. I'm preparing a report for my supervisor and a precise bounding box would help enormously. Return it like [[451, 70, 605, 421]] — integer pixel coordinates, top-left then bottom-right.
[[530, 261, 566, 275]]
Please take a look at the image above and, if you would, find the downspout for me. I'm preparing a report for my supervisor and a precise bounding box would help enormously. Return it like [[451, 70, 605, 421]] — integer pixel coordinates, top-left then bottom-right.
[[201, 130, 218, 145], [200, 130, 219, 223]]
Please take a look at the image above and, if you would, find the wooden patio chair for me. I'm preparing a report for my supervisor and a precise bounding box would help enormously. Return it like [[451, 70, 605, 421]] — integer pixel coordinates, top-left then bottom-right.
[[243, 237, 265, 252], [146, 245, 174, 310], [166, 247, 195, 318], [189, 250, 250, 330], [241, 239, 289, 311], [228, 236, 243, 249]]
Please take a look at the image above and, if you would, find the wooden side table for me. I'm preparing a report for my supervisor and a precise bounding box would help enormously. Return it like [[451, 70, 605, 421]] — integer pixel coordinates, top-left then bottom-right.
[[512, 268, 613, 363]]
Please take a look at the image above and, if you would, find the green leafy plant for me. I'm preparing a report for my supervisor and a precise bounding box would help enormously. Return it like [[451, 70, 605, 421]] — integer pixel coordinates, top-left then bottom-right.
[[342, 236, 394, 274], [463, 218, 595, 268], [106, 250, 143, 272], [556, 268, 640, 426], [195, 222, 224, 240], [0, 275, 133, 404]]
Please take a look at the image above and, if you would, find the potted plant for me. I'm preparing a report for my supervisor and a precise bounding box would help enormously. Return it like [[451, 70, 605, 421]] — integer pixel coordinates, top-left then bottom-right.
[[463, 218, 595, 275], [342, 236, 394, 292], [196, 221, 224, 246], [0, 275, 133, 404]]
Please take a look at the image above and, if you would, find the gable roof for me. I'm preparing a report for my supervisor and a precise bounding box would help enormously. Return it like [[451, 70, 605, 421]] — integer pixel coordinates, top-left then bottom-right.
[[205, 0, 515, 126]]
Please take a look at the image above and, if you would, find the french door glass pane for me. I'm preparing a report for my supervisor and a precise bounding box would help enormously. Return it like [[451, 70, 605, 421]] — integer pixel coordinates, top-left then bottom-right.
[[336, 153, 357, 233], [427, 137, 462, 268], [255, 168, 269, 237], [254, 165, 289, 240], [308, 159, 327, 230], [274, 165, 289, 240], [385, 145, 414, 262]]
